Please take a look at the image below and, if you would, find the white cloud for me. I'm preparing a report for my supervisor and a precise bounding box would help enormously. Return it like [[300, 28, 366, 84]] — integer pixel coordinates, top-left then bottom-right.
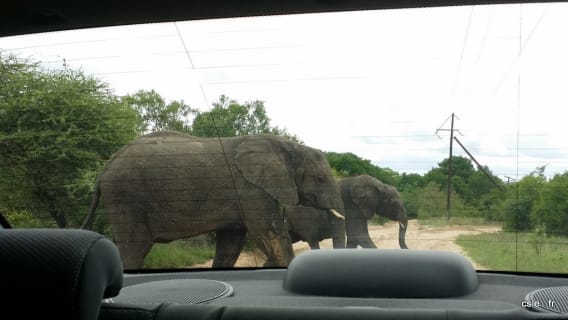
[[1, 3, 568, 178]]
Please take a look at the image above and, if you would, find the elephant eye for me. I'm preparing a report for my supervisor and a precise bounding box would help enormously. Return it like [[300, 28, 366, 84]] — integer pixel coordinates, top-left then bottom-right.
[[316, 176, 324, 183]]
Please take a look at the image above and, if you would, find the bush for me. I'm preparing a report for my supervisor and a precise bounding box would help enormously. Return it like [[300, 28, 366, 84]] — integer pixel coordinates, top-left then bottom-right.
[[501, 172, 545, 232], [416, 182, 479, 219], [144, 240, 215, 268], [3, 209, 51, 228], [533, 172, 568, 237]]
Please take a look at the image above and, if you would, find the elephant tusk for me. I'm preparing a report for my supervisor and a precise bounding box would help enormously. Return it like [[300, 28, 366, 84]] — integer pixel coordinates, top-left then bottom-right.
[[329, 208, 345, 220], [400, 222, 406, 230]]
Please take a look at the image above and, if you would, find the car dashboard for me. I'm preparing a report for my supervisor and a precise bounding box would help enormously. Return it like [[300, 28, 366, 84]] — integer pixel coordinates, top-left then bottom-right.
[[105, 250, 568, 320]]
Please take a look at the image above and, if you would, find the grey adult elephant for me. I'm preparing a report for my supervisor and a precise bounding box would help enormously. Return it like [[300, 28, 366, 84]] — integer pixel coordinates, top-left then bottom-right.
[[340, 175, 408, 249], [81, 131, 345, 269]]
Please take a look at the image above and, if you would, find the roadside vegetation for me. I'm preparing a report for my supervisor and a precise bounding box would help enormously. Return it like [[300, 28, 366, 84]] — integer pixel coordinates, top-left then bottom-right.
[[457, 232, 568, 273], [144, 240, 215, 269], [2, 53, 568, 271]]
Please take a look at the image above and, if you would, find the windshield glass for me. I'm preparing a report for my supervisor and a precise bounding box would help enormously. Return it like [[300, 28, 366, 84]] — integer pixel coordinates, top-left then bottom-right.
[[1, 2, 567, 273]]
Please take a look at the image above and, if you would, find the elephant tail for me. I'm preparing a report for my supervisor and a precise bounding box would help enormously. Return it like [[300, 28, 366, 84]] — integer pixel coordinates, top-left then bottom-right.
[[80, 178, 101, 230]]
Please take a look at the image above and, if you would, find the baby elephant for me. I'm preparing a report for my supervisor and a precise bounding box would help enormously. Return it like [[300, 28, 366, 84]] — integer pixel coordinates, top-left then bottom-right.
[[285, 205, 346, 249]]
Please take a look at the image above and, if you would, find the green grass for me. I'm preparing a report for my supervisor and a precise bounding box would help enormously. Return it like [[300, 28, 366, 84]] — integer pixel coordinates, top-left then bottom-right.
[[143, 240, 215, 269], [456, 232, 568, 273], [418, 216, 497, 227]]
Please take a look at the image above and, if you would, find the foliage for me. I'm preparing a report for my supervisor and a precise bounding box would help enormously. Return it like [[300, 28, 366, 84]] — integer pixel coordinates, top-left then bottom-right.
[[424, 156, 475, 188], [415, 182, 478, 219], [398, 173, 424, 192], [397, 173, 426, 218], [423, 156, 504, 207], [0, 53, 140, 227], [3, 209, 50, 228], [533, 171, 568, 237], [144, 240, 215, 269], [414, 182, 447, 218], [121, 89, 195, 133], [501, 168, 546, 232], [191, 95, 300, 142], [399, 189, 420, 218], [478, 188, 507, 222], [324, 152, 400, 186]]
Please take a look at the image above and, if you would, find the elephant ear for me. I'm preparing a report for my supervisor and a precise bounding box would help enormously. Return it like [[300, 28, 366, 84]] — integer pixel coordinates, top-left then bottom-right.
[[350, 183, 378, 219], [235, 137, 299, 205]]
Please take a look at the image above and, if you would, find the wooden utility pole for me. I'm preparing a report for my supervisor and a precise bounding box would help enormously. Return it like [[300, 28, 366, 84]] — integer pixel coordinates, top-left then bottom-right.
[[447, 114, 454, 221], [436, 113, 459, 222]]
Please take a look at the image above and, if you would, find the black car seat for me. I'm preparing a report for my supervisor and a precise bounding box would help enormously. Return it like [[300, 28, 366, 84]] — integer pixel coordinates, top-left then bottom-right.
[[0, 229, 123, 320]]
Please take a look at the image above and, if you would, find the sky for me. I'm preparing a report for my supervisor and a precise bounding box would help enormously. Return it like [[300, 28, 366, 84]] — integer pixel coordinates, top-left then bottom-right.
[[1, 2, 567, 180]]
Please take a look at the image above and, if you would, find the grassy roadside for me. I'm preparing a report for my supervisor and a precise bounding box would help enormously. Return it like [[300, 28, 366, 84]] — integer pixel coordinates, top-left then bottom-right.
[[144, 240, 215, 269], [418, 217, 499, 227], [456, 232, 568, 273]]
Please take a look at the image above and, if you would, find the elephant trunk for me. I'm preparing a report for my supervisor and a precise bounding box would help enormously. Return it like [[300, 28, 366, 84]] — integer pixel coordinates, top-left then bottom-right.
[[317, 190, 346, 248], [328, 209, 346, 249], [399, 216, 408, 249]]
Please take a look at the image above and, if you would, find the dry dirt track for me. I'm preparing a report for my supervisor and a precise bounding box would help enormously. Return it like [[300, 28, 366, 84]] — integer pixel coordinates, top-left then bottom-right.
[[192, 220, 501, 269]]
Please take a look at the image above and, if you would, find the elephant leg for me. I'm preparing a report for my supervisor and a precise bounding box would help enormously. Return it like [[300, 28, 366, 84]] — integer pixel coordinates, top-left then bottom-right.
[[212, 228, 247, 268], [357, 234, 377, 248], [116, 239, 153, 269], [241, 198, 295, 267], [254, 232, 294, 267], [346, 218, 377, 249], [247, 218, 294, 267], [108, 207, 155, 269], [308, 241, 320, 249], [346, 238, 359, 248], [346, 235, 376, 248]]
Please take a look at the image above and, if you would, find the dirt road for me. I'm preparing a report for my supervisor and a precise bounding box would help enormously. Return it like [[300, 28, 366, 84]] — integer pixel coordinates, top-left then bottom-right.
[[192, 220, 501, 269]]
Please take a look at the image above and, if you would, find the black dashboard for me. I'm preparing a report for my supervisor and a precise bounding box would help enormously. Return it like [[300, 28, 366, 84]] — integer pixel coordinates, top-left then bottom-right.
[[105, 250, 568, 320]]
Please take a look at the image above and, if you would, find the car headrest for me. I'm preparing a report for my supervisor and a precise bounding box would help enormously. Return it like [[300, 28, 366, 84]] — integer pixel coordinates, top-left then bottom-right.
[[0, 229, 123, 320], [283, 249, 478, 298]]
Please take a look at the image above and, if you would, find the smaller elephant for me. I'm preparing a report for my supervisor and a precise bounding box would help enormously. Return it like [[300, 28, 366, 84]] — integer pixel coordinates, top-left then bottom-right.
[[340, 175, 408, 249], [284, 205, 345, 249]]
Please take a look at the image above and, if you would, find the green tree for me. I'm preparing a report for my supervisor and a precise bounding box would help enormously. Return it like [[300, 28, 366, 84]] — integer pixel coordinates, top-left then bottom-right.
[[191, 95, 299, 141], [398, 173, 424, 192], [0, 53, 139, 228], [423, 156, 503, 216], [400, 189, 420, 219], [121, 89, 195, 133], [468, 166, 502, 206], [502, 167, 546, 232], [478, 188, 507, 222], [533, 171, 568, 236], [424, 156, 475, 200], [416, 182, 447, 218], [416, 182, 474, 218], [324, 152, 400, 186]]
